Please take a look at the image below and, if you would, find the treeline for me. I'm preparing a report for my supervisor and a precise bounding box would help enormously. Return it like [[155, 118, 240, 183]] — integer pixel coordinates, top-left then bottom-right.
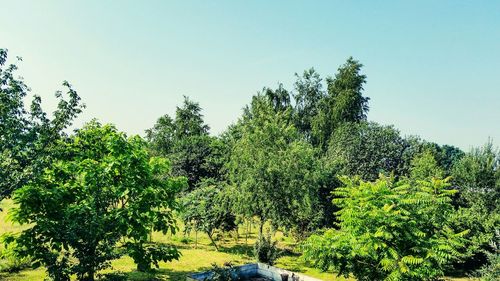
[[145, 58, 499, 279], [1, 48, 499, 280]]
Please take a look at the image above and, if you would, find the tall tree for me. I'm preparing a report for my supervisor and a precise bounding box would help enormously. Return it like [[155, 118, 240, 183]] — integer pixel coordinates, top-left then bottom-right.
[[312, 57, 369, 148], [229, 95, 321, 236], [263, 83, 292, 113], [449, 143, 500, 272], [0, 49, 84, 200], [174, 96, 209, 138], [293, 68, 324, 142], [146, 96, 221, 190]]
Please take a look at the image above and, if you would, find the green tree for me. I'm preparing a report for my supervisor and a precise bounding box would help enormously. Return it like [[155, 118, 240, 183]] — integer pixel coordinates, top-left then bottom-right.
[[409, 150, 444, 181], [181, 179, 236, 251], [302, 176, 469, 281], [450, 142, 499, 272], [420, 143, 464, 175], [452, 142, 499, 213], [293, 68, 324, 142], [0, 49, 84, 200], [229, 95, 321, 236], [326, 122, 406, 181], [263, 83, 292, 113], [146, 96, 222, 190], [7, 121, 185, 280], [174, 96, 209, 138], [312, 57, 369, 148]]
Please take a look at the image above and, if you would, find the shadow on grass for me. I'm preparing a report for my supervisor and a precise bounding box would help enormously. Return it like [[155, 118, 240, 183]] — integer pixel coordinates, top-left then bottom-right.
[[105, 267, 195, 281], [218, 243, 253, 258]]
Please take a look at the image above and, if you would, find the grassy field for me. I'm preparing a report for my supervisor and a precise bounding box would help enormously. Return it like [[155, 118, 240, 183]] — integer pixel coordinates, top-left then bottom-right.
[[0, 199, 473, 281]]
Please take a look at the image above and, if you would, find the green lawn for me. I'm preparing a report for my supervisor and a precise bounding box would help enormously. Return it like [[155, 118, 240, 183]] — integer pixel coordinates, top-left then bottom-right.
[[0, 199, 473, 280]]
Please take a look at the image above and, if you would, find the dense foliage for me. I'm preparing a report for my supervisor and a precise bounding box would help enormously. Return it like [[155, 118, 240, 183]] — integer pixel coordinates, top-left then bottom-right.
[[253, 233, 281, 266], [181, 179, 236, 250], [303, 176, 469, 281], [0, 49, 84, 201], [5, 122, 185, 280], [1, 48, 498, 280], [146, 96, 223, 190], [228, 95, 321, 236]]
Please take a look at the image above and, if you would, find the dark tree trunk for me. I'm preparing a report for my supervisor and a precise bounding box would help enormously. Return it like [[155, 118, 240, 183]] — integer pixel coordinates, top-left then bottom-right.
[[207, 231, 219, 251]]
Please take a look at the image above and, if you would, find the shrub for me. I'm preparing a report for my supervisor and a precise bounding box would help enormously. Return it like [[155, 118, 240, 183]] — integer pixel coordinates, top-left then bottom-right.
[[302, 176, 469, 281], [204, 263, 241, 281], [254, 233, 281, 265], [475, 229, 500, 281], [0, 242, 31, 273]]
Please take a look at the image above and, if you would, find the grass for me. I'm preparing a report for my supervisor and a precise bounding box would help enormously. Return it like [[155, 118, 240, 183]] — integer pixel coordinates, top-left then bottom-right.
[[0, 199, 474, 280]]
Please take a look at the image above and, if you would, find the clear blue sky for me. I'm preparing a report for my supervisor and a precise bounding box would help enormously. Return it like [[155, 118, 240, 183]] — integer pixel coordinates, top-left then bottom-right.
[[1, 0, 499, 150]]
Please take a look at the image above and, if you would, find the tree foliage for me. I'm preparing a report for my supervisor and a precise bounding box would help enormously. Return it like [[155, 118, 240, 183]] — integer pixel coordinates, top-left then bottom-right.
[[229, 95, 321, 235], [326, 122, 407, 181], [293, 68, 324, 141], [409, 150, 444, 181], [6, 122, 185, 280], [312, 57, 369, 148], [452, 142, 499, 213], [302, 176, 469, 281], [0, 49, 84, 200], [146, 96, 222, 190], [181, 179, 236, 251], [450, 142, 500, 271]]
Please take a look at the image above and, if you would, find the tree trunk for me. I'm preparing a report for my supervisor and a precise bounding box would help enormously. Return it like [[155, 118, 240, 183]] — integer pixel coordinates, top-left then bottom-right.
[[207, 232, 219, 251], [259, 220, 264, 238], [195, 230, 198, 249], [245, 219, 249, 246]]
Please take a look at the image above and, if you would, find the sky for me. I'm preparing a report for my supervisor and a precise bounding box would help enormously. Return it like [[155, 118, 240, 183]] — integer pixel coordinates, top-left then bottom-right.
[[1, 0, 499, 151]]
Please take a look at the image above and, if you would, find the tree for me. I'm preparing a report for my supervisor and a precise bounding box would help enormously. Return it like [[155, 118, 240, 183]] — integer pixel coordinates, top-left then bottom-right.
[[169, 134, 217, 190], [326, 122, 407, 181], [181, 179, 236, 251], [229, 95, 321, 236], [312, 57, 369, 148], [146, 96, 221, 190], [0, 49, 84, 200], [263, 83, 292, 113], [452, 142, 499, 213], [174, 96, 209, 139], [7, 121, 185, 280], [302, 176, 469, 281], [293, 68, 324, 142], [145, 114, 175, 156], [421, 143, 464, 175], [450, 142, 500, 271], [409, 150, 444, 181]]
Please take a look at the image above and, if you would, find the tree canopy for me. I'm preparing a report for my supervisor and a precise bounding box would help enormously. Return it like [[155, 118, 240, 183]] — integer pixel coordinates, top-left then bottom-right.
[[7, 122, 186, 280], [0, 49, 84, 200]]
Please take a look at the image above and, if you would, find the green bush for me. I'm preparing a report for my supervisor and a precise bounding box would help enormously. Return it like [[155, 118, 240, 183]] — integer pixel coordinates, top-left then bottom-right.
[[204, 263, 241, 281], [254, 233, 281, 265], [475, 229, 500, 281], [302, 176, 469, 281], [0, 242, 31, 273]]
